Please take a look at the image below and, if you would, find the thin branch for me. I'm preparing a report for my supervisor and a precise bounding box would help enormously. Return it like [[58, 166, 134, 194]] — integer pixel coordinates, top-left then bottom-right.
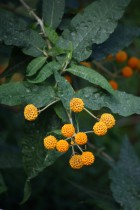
[[85, 131, 94, 134], [93, 60, 121, 78], [76, 144, 83, 153], [71, 146, 75, 155], [84, 108, 99, 121], [19, 0, 45, 34], [87, 142, 114, 163], [39, 99, 60, 113], [67, 110, 73, 124]]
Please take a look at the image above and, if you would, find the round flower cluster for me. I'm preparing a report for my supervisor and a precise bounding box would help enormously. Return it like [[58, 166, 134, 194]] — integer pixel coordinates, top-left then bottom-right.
[[61, 124, 75, 137], [44, 134, 69, 153], [109, 80, 118, 90], [93, 113, 115, 136], [70, 98, 84, 113], [24, 98, 116, 170], [43, 122, 95, 169], [107, 51, 140, 90], [24, 104, 38, 121], [69, 152, 95, 169]]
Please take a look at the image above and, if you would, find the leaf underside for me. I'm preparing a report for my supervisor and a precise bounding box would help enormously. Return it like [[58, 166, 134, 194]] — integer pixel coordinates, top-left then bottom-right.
[[75, 87, 140, 116], [91, 25, 140, 60], [61, 0, 131, 61], [0, 82, 56, 108], [110, 138, 140, 210]]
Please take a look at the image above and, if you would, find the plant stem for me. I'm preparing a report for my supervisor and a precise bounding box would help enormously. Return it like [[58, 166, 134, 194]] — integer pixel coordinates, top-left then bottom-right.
[[87, 142, 114, 162], [93, 61, 115, 78], [85, 131, 94, 134], [67, 110, 73, 124], [39, 99, 60, 113], [76, 144, 83, 153], [84, 108, 99, 121], [19, 0, 45, 34], [75, 115, 79, 133], [19, 0, 52, 49], [71, 146, 75, 155]]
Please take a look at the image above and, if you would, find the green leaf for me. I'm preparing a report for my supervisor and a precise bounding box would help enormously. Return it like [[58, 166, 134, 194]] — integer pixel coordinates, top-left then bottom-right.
[[54, 71, 74, 110], [22, 123, 61, 179], [44, 26, 59, 45], [20, 180, 31, 205], [21, 113, 62, 204], [21, 30, 46, 57], [66, 65, 114, 95], [53, 102, 69, 122], [0, 82, 56, 108], [75, 87, 140, 117], [42, 0, 65, 29], [91, 25, 140, 61], [109, 138, 140, 210], [61, 0, 131, 61], [26, 57, 47, 77], [48, 47, 65, 57], [28, 61, 60, 84], [0, 173, 7, 194], [0, 10, 46, 57]]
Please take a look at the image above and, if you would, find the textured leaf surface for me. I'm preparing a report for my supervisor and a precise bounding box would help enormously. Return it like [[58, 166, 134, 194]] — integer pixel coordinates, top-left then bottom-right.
[[28, 61, 60, 84], [54, 71, 74, 110], [62, 0, 130, 61], [110, 138, 140, 210], [21, 30, 46, 57], [54, 103, 69, 122], [91, 25, 140, 60], [0, 10, 46, 57], [0, 82, 56, 108], [21, 115, 61, 203], [26, 57, 47, 77], [42, 0, 65, 29], [66, 65, 114, 95], [44, 26, 59, 44], [75, 87, 140, 116]]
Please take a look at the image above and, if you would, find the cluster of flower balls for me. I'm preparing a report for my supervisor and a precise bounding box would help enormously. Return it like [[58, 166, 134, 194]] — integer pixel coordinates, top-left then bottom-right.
[[108, 51, 140, 90], [24, 98, 115, 169]]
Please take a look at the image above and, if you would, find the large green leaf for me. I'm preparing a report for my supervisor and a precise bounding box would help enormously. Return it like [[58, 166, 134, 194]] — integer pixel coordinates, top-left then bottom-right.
[[75, 87, 140, 117], [26, 57, 47, 77], [61, 0, 131, 61], [91, 25, 140, 61], [28, 61, 61, 84], [53, 102, 69, 122], [0, 82, 56, 108], [54, 71, 74, 110], [42, 0, 65, 29], [109, 138, 140, 210], [21, 31, 45, 57], [44, 26, 59, 45], [21, 114, 62, 204], [0, 10, 46, 57], [66, 65, 114, 95]]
